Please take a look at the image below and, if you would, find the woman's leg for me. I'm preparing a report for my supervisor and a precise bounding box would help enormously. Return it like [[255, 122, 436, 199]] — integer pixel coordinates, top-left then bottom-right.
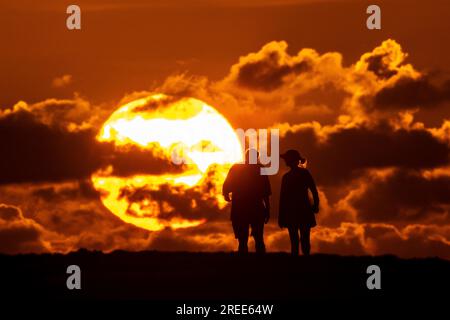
[[288, 227, 300, 255], [299, 225, 311, 256]]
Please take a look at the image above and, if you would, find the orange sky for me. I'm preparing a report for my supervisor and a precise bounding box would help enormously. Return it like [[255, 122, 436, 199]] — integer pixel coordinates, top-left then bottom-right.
[[0, 0, 449, 258], [2, 0, 450, 108]]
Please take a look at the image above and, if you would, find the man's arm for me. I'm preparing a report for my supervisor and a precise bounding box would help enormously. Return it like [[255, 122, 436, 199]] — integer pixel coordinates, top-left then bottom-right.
[[222, 166, 234, 202], [262, 174, 271, 223], [263, 196, 270, 224], [223, 192, 231, 202]]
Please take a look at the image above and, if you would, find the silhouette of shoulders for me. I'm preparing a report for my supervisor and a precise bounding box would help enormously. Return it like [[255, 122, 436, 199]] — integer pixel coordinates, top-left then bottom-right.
[[223, 163, 271, 199], [282, 167, 313, 186]]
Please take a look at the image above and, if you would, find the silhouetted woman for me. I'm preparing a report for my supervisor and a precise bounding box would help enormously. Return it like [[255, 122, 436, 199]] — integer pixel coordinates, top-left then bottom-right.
[[278, 150, 319, 256]]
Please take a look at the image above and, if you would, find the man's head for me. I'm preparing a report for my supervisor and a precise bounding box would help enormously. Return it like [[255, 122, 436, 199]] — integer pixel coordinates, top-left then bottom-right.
[[245, 148, 259, 164]]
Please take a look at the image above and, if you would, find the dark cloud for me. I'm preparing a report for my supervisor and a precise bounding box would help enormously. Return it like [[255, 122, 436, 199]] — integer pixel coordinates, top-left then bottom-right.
[[281, 122, 449, 185], [270, 223, 368, 256], [132, 95, 184, 113], [235, 51, 310, 91], [294, 84, 350, 111], [0, 204, 48, 254], [107, 145, 186, 177], [374, 76, 450, 110], [32, 180, 100, 202], [0, 222, 47, 254], [148, 225, 234, 252], [48, 209, 106, 236], [314, 230, 368, 256], [294, 223, 450, 259], [0, 108, 185, 184], [119, 179, 227, 223], [0, 188, 152, 253], [363, 224, 450, 259], [0, 204, 22, 221], [364, 53, 398, 79], [148, 228, 211, 251], [356, 38, 409, 82], [350, 169, 450, 224], [222, 41, 312, 92], [0, 109, 106, 184], [72, 224, 151, 253]]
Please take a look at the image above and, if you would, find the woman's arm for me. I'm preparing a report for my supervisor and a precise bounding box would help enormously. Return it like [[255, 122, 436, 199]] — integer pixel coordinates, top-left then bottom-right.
[[278, 176, 287, 227], [308, 171, 319, 213]]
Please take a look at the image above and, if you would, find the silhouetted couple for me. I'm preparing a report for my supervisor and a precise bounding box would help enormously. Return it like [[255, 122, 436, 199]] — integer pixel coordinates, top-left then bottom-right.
[[223, 149, 319, 256]]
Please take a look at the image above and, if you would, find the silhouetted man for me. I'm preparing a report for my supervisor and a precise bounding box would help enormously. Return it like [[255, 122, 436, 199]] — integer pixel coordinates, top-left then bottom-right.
[[279, 149, 319, 256], [223, 149, 271, 253]]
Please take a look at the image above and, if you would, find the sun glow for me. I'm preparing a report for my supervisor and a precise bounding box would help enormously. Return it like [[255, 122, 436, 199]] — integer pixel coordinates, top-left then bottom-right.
[[91, 94, 242, 231]]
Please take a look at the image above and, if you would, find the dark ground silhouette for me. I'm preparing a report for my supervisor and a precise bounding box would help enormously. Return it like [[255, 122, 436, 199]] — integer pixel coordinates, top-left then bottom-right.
[[1, 250, 449, 303]]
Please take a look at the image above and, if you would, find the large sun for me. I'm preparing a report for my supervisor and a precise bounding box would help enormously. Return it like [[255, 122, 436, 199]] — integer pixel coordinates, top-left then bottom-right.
[[91, 94, 243, 231]]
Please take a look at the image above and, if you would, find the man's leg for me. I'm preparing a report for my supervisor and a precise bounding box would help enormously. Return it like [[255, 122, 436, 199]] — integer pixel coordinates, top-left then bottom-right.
[[232, 220, 249, 253], [251, 222, 266, 253], [238, 224, 250, 253], [300, 225, 311, 256], [238, 235, 249, 253], [288, 227, 300, 256]]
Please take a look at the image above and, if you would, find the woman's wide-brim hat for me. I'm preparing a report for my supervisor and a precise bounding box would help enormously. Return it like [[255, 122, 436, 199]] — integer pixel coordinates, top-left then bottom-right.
[[280, 149, 306, 163]]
